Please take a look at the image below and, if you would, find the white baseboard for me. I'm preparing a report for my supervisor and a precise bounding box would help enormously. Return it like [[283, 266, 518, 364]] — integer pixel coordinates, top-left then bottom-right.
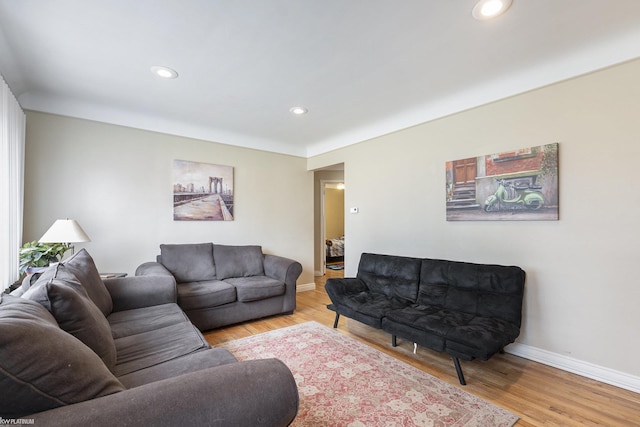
[[296, 282, 316, 292], [314, 270, 323, 277], [506, 342, 640, 394]]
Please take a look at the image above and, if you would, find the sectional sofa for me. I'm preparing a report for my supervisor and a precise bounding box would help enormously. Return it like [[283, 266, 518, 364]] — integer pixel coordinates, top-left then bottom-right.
[[0, 249, 299, 425]]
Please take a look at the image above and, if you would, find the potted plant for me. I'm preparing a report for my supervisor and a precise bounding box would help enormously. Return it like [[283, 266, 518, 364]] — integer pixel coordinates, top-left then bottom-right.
[[18, 241, 70, 275]]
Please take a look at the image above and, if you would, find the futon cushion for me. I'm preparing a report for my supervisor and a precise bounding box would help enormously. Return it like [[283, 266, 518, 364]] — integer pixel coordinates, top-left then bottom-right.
[[214, 244, 264, 280], [383, 304, 521, 360], [332, 291, 410, 328], [22, 264, 117, 371], [418, 258, 525, 325], [63, 249, 113, 316], [0, 295, 124, 419], [225, 276, 284, 302], [445, 316, 521, 360], [357, 253, 421, 303], [177, 280, 236, 310], [160, 243, 216, 283]]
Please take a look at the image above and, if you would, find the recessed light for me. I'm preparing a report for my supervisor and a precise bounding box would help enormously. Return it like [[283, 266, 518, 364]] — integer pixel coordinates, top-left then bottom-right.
[[472, 0, 512, 20], [150, 65, 178, 79], [290, 107, 308, 115]]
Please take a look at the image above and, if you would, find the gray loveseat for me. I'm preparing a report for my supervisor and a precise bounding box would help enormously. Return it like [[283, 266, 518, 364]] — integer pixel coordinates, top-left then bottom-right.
[[326, 252, 526, 385], [1, 249, 299, 426], [136, 243, 303, 331]]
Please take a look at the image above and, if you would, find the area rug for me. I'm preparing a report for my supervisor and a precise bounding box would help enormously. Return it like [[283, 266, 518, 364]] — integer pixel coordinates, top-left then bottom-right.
[[221, 321, 518, 427], [326, 263, 344, 270]]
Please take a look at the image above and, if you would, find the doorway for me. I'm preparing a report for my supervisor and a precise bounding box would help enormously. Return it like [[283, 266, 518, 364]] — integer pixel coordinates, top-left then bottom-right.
[[314, 164, 344, 276], [322, 181, 344, 274]]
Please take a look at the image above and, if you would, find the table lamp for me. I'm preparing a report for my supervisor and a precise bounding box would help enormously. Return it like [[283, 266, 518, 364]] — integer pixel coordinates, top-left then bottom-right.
[[39, 219, 91, 256]]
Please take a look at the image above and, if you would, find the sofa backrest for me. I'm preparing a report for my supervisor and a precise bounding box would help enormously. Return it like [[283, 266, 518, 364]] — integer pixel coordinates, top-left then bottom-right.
[[157, 243, 266, 283], [158, 243, 217, 283], [357, 253, 422, 303], [418, 258, 526, 326]]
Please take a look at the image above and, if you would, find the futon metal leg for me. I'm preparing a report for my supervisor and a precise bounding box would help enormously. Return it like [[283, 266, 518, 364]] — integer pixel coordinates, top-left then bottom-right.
[[392, 335, 397, 347], [452, 357, 467, 385], [333, 313, 340, 328]]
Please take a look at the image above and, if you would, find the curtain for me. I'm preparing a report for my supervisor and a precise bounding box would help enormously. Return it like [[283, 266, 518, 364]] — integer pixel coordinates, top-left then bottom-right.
[[0, 74, 26, 291]]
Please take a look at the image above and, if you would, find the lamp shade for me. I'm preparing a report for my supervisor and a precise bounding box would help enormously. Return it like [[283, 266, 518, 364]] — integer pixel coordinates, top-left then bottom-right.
[[39, 219, 91, 243]]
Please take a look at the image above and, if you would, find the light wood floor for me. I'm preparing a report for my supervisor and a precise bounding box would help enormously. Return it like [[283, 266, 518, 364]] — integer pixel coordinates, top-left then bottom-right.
[[204, 270, 640, 426]]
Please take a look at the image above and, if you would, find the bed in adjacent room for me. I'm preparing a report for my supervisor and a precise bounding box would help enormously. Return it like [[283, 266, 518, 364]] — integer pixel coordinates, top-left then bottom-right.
[[325, 236, 344, 263]]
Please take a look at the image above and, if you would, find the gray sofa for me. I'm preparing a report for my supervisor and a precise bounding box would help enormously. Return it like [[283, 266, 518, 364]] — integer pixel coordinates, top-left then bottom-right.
[[326, 252, 526, 385], [136, 243, 303, 331], [1, 249, 299, 426]]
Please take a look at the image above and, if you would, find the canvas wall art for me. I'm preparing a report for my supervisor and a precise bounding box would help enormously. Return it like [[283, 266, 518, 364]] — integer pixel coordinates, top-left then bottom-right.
[[173, 159, 234, 221], [446, 143, 558, 221]]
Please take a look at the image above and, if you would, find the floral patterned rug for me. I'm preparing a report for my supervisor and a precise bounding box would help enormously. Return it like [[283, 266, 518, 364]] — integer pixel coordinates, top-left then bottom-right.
[[221, 321, 519, 427]]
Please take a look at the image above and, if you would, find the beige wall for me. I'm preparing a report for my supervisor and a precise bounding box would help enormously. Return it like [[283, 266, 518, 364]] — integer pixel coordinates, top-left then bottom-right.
[[24, 112, 315, 286], [308, 59, 640, 386], [22, 57, 640, 389]]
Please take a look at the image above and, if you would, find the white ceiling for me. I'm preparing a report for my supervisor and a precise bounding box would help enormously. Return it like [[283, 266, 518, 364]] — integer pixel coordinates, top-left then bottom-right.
[[1, 1, 640, 158]]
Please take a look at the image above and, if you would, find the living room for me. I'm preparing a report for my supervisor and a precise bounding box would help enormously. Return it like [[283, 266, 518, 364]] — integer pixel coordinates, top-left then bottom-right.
[[2, 1, 640, 425]]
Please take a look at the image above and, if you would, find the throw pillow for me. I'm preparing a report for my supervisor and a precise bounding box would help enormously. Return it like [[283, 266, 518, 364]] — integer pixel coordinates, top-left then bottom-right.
[[22, 264, 117, 371], [213, 244, 265, 280], [9, 272, 42, 297], [0, 295, 124, 419], [160, 243, 216, 283], [63, 249, 113, 316]]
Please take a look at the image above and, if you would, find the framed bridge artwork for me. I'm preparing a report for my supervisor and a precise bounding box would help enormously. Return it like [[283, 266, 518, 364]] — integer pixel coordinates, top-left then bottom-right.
[[446, 143, 559, 221], [173, 159, 234, 221]]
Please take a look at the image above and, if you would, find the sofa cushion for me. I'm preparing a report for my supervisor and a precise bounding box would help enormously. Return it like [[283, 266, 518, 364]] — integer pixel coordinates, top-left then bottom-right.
[[117, 348, 238, 389], [114, 322, 210, 376], [225, 276, 284, 302], [0, 294, 124, 419], [108, 303, 192, 339], [22, 264, 117, 371], [160, 243, 216, 283], [63, 248, 113, 316], [177, 280, 236, 310], [214, 244, 264, 280]]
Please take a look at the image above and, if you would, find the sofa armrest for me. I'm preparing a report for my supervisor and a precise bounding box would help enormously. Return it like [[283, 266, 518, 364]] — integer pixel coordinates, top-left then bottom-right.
[[135, 261, 173, 277], [264, 254, 302, 286], [325, 277, 368, 302], [29, 358, 299, 427], [264, 254, 302, 313], [104, 275, 177, 312]]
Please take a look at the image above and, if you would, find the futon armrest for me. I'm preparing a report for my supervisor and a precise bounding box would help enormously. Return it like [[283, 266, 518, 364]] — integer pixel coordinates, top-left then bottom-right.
[[29, 359, 299, 427], [104, 275, 177, 312], [325, 277, 367, 300]]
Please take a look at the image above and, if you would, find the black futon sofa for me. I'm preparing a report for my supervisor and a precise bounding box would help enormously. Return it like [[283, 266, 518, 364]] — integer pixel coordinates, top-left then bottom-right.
[[325, 252, 526, 385]]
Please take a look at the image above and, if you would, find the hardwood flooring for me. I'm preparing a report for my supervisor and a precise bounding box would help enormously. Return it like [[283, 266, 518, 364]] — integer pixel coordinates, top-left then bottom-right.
[[203, 270, 640, 426]]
